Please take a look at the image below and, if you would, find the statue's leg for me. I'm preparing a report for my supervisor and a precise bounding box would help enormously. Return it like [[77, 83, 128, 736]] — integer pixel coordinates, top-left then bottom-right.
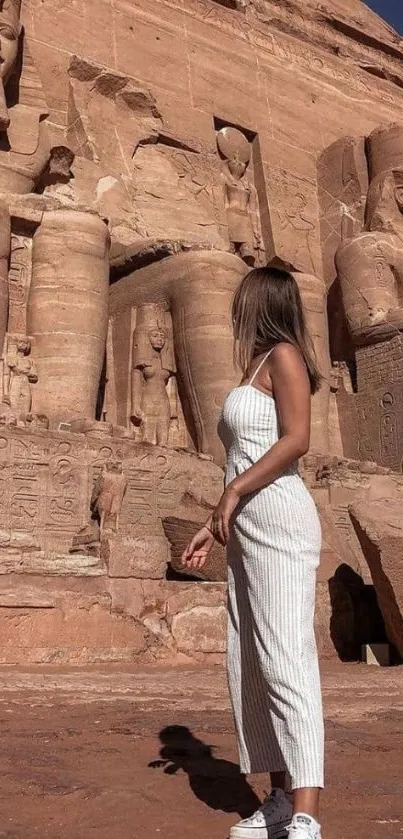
[[170, 251, 246, 466], [142, 412, 157, 446], [28, 210, 110, 425], [156, 398, 170, 447]]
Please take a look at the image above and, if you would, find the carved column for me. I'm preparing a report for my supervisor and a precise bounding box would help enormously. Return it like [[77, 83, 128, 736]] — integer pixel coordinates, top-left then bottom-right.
[[27, 210, 110, 425]]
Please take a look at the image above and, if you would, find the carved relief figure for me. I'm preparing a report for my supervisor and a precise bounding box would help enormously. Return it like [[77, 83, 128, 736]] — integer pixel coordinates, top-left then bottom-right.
[[1, 333, 37, 424], [130, 305, 177, 446], [217, 126, 262, 266], [90, 461, 128, 536], [277, 190, 316, 270]]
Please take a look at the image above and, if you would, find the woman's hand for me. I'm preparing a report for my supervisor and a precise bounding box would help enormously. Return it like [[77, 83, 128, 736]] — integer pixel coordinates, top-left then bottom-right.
[[181, 526, 214, 571], [211, 486, 240, 546]]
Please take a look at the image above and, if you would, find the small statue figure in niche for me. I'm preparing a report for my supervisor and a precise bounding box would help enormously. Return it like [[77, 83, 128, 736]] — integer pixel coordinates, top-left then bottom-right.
[[130, 305, 177, 446], [90, 461, 128, 536], [1, 334, 37, 423], [217, 126, 263, 266]]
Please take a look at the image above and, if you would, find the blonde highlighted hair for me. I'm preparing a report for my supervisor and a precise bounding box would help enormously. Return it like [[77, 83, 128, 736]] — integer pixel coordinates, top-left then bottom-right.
[[232, 266, 322, 395]]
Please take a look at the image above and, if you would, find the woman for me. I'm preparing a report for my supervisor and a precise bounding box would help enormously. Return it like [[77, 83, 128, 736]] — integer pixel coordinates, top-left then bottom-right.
[[182, 267, 324, 839]]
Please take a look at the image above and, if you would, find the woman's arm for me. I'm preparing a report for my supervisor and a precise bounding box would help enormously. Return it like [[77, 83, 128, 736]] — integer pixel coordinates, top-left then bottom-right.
[[229, 343, 311, 497]]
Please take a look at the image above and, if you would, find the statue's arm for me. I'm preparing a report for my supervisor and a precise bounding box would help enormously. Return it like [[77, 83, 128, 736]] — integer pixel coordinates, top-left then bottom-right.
[[249, 184, 262, 246]]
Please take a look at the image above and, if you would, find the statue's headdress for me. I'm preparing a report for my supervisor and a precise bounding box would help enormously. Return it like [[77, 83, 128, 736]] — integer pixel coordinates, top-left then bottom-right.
[[0, 0, 22, 33]]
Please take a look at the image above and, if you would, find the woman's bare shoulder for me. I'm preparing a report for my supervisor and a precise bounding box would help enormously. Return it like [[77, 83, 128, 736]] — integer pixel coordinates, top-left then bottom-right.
[[270, 342, 304, 365]]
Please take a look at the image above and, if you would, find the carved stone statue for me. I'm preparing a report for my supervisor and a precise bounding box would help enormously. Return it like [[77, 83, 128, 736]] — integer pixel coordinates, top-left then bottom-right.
[[0, 0, 21, 131], [0, 0, 51, 194], [0, 1, 53, 365], [90, 461, 128, 536], [217, 126, 262, 266], [1, 333, 37, 423], [336, 124, 403, 345], [130, 304, 177, 446]]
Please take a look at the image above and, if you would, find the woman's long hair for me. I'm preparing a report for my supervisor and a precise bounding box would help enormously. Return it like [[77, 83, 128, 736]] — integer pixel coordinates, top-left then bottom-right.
[[231, 266, 322, 395]]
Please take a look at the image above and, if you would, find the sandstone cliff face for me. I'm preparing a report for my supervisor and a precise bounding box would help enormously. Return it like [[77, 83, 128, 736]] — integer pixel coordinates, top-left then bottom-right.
[[0, 0, 399, 663]]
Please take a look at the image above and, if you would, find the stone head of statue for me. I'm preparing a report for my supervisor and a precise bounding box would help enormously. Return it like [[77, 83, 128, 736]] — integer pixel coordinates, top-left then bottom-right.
[[0, 0, 21, 128], [394, 174, 403, 215], [217, 126, 251, 182], [105, 461, 123, 474], [16, 336, 30, 355], [365, 168, 403, 232], [148, 327, 166, 352], [228, 152, 247, 181]]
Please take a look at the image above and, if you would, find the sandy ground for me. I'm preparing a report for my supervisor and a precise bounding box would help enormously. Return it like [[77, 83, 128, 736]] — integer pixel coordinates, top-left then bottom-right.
[[0, 662, 402, 839]]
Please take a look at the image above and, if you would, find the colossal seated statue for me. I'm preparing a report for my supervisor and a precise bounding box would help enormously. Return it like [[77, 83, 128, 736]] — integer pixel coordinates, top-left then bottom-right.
[[336, 124, 403, 345]]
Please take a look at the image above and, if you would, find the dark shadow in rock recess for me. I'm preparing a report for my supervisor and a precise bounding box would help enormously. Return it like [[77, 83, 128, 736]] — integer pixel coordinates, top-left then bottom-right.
[[329, 563, 387, 661]]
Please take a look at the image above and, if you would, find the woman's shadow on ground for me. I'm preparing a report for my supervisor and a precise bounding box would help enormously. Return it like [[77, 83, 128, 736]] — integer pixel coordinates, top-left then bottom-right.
[[149, 725, 260, 818]]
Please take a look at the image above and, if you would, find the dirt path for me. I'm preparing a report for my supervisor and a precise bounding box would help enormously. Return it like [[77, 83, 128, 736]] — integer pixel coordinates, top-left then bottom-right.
[[0, 662, 401, 838]]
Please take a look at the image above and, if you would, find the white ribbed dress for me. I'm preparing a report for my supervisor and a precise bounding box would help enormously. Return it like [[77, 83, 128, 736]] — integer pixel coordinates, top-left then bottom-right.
[[218, 352, 324, 790]]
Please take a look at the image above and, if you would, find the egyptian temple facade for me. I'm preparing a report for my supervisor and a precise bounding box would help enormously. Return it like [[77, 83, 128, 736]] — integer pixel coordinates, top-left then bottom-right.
[[0, 0, 402, 664]]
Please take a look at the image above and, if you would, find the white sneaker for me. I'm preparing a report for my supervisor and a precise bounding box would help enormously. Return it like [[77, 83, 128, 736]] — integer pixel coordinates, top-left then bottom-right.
[[287, 814, 322, 839], [230, 789, 293, 839]]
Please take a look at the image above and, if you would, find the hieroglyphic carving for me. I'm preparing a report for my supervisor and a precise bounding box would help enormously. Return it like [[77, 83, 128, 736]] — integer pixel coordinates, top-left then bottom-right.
[[183, 0, 250, 38], [8, 235, 32, 334], [10, 460, 41, 532], [120, 464, 158, 536], [47, 449, 82, 535], [379, 392, 399, 468], [182, 1, 394, 103]]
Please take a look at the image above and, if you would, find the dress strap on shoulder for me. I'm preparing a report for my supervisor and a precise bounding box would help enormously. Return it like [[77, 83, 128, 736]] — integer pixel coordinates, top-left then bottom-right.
[[248, 347, 275, 385]]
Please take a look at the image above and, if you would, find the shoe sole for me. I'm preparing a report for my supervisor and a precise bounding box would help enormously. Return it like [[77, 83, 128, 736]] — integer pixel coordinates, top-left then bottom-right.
[[230, 821, 289, 839]]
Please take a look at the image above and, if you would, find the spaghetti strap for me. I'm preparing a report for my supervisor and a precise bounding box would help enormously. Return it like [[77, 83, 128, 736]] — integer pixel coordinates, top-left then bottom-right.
[[248, 347, 275, 386]]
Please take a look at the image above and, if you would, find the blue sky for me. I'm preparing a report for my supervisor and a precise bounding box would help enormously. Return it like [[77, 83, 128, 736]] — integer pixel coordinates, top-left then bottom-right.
[[365, 0, 403, 34]]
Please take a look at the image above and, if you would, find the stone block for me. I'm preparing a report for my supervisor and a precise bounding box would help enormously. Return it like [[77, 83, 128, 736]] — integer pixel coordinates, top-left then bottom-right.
[[163, 516, 227, 581], [171, 605, 227, 654], [103, 535, 169, 579], [350, 500, 403, 659], [362, 643, 391, 667], [0, 552, 106, 576]]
